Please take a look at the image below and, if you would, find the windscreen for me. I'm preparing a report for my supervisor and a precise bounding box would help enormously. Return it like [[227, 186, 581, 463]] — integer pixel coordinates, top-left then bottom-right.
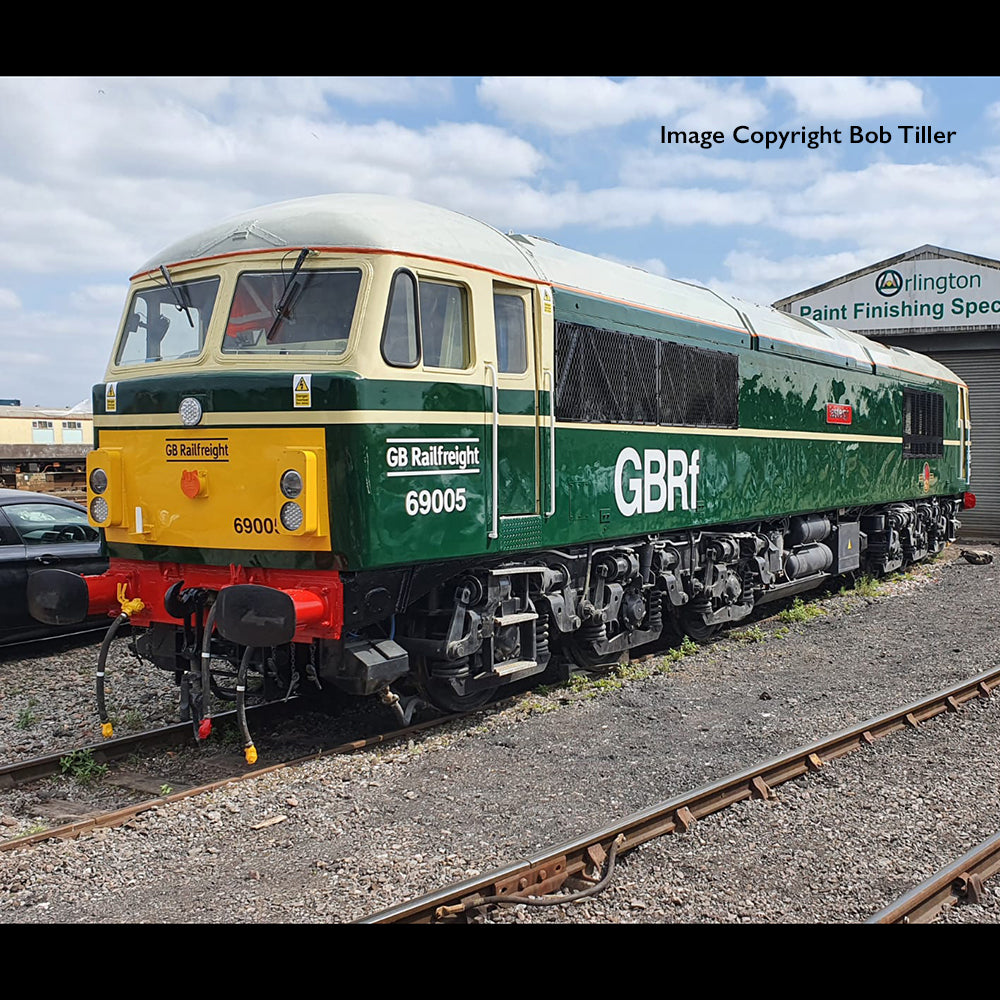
[[221, 269, 361, 355], [115, 277, 221, 366]]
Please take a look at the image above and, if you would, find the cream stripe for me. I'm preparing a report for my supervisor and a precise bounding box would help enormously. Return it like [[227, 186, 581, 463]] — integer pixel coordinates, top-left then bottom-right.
[[93, 411, 958, 447]]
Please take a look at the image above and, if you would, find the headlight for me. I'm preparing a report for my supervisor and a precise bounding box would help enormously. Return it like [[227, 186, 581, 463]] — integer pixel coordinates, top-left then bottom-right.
[[280, 502, 304, 531], [90, 497, 109, 523], [89, 468, 108, 494], [179, 396, 203, 427], [280, 469, 303, 498]]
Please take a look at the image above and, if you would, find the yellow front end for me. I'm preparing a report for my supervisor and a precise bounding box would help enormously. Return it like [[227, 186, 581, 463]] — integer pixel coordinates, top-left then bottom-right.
[[87, 427, 331, 553]]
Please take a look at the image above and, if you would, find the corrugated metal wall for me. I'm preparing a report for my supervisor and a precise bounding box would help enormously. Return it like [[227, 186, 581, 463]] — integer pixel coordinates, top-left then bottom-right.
[[931, 350, 1000, 539]]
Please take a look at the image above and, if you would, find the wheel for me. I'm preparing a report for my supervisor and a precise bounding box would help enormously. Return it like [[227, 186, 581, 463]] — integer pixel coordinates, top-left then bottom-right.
[[564, 637, 621, 673], [414, 655, 496, 713], [680, 609, 721, 642]]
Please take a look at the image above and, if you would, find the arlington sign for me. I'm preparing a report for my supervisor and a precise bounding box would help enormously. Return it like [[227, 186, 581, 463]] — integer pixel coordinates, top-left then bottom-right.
[[780, 250, 1000, 332]]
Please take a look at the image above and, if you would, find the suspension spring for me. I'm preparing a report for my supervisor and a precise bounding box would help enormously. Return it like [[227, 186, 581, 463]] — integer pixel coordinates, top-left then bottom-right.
[[535, 606, 551, 664], [430, 656, 471, 680], [645, 592, 663, 634]]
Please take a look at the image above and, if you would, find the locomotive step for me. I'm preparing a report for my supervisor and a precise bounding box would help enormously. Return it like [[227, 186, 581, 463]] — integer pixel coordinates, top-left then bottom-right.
[[494, 611, 538, 626], [492, 658, 540, 679]]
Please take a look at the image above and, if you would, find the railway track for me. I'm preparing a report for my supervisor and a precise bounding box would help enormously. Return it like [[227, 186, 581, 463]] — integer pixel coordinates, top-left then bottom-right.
[[867, 831, 1000, 923], [0, 707, 459, 854], [2, 552, 998, 923], [352, 666, 1000, 924]]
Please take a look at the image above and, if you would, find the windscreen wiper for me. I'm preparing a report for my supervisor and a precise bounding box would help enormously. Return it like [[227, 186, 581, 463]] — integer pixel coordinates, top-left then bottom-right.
[[266, 248, 312, 342], [160, 265, 194, 327]]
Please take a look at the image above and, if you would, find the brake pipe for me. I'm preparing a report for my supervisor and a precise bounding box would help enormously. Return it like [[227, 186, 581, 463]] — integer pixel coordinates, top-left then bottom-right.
[[96, 585, 146, 738], [235, 645, 258, 765], [197, 603, 218, 741]]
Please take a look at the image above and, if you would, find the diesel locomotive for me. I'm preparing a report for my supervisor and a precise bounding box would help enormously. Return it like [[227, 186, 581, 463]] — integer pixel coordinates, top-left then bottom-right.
[[28, 194, 974, 759]]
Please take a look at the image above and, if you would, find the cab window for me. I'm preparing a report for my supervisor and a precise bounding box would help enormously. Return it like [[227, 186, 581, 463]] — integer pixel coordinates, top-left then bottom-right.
[[494, 291, 528, 374], [381, 274, 471, 370], [381, 270, 419, 367], [221, 269, 361, 355], [116, 277, 220, 366], [420, 281, 469, 369]]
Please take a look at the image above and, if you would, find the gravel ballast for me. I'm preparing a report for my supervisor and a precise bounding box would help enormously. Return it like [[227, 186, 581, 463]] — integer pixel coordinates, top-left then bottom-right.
[[1, 543, 999, 924]]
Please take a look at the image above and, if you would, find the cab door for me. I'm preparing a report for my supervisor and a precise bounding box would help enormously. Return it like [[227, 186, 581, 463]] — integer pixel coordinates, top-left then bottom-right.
[[490, 283, 539, 523]]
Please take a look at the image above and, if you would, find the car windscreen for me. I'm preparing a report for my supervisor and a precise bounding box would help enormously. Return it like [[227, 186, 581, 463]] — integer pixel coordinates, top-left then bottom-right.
[[2, 503, 100, 544]]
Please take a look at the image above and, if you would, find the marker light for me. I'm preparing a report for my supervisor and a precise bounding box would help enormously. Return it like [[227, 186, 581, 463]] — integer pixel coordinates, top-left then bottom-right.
[[89, 468, 108, 494], [280, 502, 304, 531], [91, 497, 110, 523], [964, 492, 977, 509], [280, 469, 304, 499]]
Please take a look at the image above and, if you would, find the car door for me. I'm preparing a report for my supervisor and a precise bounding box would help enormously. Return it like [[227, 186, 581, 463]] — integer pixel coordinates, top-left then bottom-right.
[[0, 501, 106, 627], [0, 509, 30, 629]]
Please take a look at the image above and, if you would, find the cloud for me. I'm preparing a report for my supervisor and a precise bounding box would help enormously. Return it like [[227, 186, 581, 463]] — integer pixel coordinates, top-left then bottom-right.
[[621, 149, 834, 188], [766, 77, 926, 118], [775, 161, 1000, 253], [0, 79, 546, 278], [477, 76, 767, 134], [718, 248, 887, 304]]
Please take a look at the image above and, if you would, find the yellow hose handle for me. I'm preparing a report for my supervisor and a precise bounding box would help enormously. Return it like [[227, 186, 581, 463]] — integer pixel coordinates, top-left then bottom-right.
[[116, 582, 145, 616]]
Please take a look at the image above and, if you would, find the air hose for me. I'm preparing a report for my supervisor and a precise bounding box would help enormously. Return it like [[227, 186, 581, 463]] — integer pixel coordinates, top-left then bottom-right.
[[96, 585, 146, 738], [197, 603, 218, 740], [95, 612, 132, 739], [235, 645, 258, 765]]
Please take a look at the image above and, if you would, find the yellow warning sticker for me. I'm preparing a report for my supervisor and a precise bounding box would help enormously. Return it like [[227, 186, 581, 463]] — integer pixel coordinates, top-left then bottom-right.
[[293, 374, 312, 409], [105, 382, 117, 413]]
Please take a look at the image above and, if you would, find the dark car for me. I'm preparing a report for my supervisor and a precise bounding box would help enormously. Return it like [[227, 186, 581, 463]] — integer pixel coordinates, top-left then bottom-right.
[[0, 488, 109, 644]]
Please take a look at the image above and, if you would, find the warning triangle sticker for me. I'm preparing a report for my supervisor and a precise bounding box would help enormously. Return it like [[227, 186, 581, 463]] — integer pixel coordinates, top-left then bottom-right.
[[296, 377, 308, 392]]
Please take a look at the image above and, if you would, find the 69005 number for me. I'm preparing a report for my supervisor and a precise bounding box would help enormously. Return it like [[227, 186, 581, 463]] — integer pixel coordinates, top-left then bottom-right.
[[233, 516, 279, 534], [405, 488, 467, 516]]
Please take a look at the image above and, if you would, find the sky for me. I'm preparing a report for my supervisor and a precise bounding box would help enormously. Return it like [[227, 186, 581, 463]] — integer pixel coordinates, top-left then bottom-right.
[[2, 75, 1000, 409]]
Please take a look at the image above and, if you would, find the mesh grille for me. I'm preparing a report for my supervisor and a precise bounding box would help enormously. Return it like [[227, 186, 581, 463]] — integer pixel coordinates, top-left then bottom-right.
[[902, 387, 944, 458], [555, 321, 738, 428]]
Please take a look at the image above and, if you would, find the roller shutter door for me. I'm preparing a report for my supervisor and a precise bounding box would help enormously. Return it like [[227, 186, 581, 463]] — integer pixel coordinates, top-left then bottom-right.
[[931, 349, 1000, 539]]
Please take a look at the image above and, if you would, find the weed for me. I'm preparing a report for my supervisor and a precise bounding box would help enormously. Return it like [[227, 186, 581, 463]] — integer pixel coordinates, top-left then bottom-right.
[[22, 824, 48, 837], [851, 575, 883, 598], [16, 707, 36, 729], [773, 626, 790, 639], [123, 709, 143, 729], [777, 597, 826, 623], [59, 749, 108, 785], [733, 624, 767, 644], [160, 784, 174, 796]]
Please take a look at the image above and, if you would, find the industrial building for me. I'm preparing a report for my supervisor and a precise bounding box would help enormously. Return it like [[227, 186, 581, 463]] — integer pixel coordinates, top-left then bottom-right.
[[0, 401, 93, 498], [775, 246, 1000, 538]]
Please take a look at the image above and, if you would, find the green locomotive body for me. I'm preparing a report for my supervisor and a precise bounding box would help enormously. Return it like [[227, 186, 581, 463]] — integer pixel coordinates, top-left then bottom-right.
[[29, 195, 972, 740]]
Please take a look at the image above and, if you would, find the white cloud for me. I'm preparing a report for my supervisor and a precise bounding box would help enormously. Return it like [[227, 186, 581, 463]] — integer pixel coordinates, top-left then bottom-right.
[[775, 161, 1000, 255], [766, 77, 925, 119], [0, 288, 21, 309], [0, 301, 112, 406], [718, 248, 887, 304], [477, 76, 767, 134], [621, 149, 834, 188], [0, 80, 546, 278]]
